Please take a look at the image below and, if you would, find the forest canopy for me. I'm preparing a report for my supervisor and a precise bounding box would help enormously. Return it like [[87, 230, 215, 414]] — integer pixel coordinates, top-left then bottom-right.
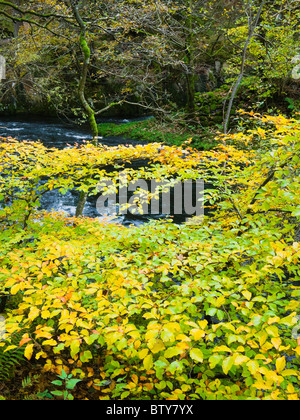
[[0, 0, 300, 130]]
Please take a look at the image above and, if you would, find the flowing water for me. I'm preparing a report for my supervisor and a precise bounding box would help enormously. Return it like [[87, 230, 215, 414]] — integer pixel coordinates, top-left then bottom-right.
[[0, 116, 163, 226]]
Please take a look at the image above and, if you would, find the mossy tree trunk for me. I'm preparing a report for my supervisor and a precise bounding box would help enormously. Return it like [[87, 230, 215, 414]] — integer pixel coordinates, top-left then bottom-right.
[[71, 1, 98, 145], [71, 1, 98, 217]]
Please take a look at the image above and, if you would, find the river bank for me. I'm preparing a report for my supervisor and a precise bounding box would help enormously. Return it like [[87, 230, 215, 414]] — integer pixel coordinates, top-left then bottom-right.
[[98, 117, 217, 150]]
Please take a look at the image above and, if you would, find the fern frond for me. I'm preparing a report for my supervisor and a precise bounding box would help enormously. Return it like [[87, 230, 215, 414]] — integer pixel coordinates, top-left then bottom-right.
[[0, 332, 26, 381]]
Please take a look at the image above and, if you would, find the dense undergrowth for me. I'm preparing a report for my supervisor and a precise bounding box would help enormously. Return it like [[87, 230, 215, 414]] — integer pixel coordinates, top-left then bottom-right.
[[0, 113, 300, 400]]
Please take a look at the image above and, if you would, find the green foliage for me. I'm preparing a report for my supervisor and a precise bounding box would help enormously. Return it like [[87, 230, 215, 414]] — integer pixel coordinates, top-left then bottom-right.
[[195, 87, 228, 126], [0, 333, 25, 381], [99, 119, 215, 150], [0, 113, 300, 399], [50, 369, 82, 400], [1, 0, 300, 123]]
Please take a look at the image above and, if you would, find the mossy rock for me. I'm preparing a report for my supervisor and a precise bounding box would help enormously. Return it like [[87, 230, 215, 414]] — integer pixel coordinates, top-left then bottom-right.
[[195, 87, 228, 126]]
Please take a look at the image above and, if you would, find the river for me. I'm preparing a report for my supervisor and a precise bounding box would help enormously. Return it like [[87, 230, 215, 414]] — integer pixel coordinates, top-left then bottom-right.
[[0, 116, 167, 226]]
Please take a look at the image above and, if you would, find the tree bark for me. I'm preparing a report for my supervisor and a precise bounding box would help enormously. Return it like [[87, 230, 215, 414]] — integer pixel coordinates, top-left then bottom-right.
[[70, 1, 99, 145], [223, 0, 266, 134], [185, 0, 196, 118], [75, 191, 88, 218], [70, 1, 99, 217]]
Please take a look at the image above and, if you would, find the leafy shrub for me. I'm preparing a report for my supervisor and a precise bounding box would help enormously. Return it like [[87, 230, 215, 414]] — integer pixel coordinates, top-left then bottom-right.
[[0, 114, 300, 400]]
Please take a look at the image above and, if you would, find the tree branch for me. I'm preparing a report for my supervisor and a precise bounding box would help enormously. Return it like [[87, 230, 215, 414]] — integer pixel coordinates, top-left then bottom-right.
[[0, 0, 74, 22]]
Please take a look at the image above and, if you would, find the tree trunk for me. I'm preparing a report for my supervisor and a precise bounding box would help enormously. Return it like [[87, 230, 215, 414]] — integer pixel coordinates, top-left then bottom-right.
[[75, 191, 88, 218], [185, 0, 196, 119], [71, 1, 98, 217], [223, 0, 266, 134], [185, 65, 196, 117], [71, 1, 98, 145], [78, 32, 98, 144]]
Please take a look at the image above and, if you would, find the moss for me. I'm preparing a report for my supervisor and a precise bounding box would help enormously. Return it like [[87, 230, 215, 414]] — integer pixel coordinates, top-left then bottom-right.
[[98, 118, 216, 150], [80, 33, 91, 61], [195, 87, 228, 127]]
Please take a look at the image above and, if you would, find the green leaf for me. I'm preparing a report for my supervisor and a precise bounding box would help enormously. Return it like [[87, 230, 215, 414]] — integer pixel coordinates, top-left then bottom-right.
[[207, 308, 217, 316], [222, 356, 235, 375], [190, 348, 204, 363], [51, 380, 63, 387], [80, 350, 93, 363], [166, 381, 174, 390], [51, 390, 64, 397], [121, 391, 130, 399], [66, 379, 82, 390], [164, 347, 182, 359], [70, 340, 80, 359], [246, 360, 260, 375], [59, 369, 68, 380], [292, 207, 300, 217], [209, 354, 223, 369]]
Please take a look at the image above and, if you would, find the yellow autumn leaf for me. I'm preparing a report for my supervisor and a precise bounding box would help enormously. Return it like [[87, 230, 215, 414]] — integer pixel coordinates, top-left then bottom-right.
[[10, 283, 21, 295], [143, 354, 153, 371], [3, 345, 18, 352], [191, 328, 206, 340], [134, 340, 141, 350], [42, 339, 57, 346], [266, 325, 279, 338], [234, 354, 249, 365], [24, 343, 34, 360], [148, 339, 165, 354], [281, 369, 299, 377], [138, 348, 149, 360], [164, 347, 182, 359], [265, 370, 284, 385], [222, 355, 235, 375], [258, 331, 268, 347], [276, 356, 286, 373], [242, 290, 252, 301], [35, 351, 47, 360], [197, 320, 208, 330], [34, 329, 52, 339], [215, 295, 226, 307], [213, 345, 232, 353], [163, 322, 181, 333], [70, 339, 81, 358], [41, 310, 51, 319], [294, 346, 300, 356], [43, 359, 53, 372], [271, 337, 281, 350], [60, 309, 70, 321], [247, 360, 260, 375], [190, 348, 204, 363], [28, 307, 40, 321]]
